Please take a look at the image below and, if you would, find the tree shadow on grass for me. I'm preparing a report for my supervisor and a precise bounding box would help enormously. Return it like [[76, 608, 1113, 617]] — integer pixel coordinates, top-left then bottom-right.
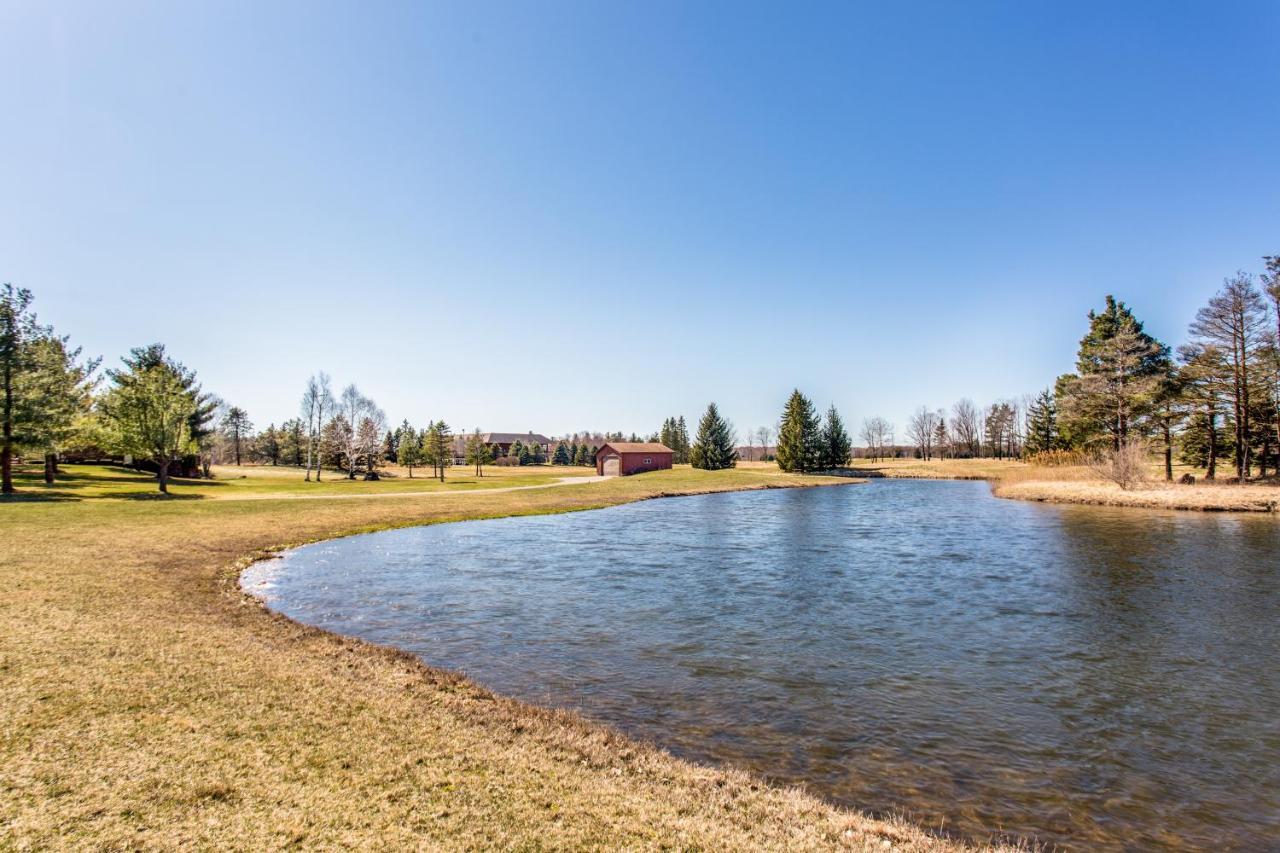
[[114, 491, 207, 501], [0, 491, 83, 503]]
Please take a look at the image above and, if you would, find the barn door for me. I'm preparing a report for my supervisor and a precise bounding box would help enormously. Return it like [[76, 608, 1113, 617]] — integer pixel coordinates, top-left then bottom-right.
[[602, 456, 620, 476]]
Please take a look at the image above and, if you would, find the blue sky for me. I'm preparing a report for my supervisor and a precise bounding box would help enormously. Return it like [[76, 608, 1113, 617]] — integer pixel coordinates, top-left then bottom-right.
[[3, 2, 1278, 439]]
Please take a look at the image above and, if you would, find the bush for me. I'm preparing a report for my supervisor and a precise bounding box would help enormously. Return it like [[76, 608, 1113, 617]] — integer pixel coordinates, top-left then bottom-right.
[[1088, 441, 1150, 491]]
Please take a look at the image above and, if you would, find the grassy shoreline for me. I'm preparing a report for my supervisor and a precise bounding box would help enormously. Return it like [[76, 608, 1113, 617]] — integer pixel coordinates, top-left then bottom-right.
[[2, 463, 1012, 851]]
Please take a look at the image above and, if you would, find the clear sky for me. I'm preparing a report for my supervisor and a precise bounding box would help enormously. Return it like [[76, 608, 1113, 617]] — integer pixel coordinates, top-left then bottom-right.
[[3, 2, 1278, 439]]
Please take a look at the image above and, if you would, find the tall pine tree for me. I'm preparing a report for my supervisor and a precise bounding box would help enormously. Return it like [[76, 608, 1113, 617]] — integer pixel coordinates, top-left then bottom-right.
[[776, 389, 822, 472], [819, 404, 852, 469], [1023, 389, 1060, 456], [689, 403, 737, 470]]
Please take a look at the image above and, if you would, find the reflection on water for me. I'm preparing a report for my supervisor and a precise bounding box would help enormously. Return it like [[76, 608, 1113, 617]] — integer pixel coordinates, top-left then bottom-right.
[[243, 481, 1280, 850]]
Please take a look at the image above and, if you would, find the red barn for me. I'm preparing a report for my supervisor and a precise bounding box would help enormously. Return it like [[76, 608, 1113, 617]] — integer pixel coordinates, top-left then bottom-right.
[[596, 442, 674, 477]]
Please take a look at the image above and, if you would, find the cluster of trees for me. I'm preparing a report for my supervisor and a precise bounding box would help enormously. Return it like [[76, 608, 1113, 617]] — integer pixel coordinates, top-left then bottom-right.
[[775, 390, 851, 472], [889, 255, 1280, 483], [658, 417, 691, 463], [550, 440, 599, 466], [389, 420, 458, 480], [858, 397, 1028, 463], [1048, 261, 1280, 483]]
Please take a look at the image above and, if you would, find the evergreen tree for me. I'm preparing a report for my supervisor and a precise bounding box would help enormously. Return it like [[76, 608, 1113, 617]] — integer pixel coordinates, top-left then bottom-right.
[[13, 333, 98, 484], [383, 429, 397, 463], [689, 402, 737, 470], [1023, 389, 1060, 456], [465, 428, 490, 476], [553, 441, 570, 465], [421, 420, 452, 481], [257, 423, 281, 465], [220, 406, 253, 466], [396, 420, 420, 476], [1058, 296, 1170, 450], [676, 416, 690, 463], [776, 389, 822, 472], [100, 346, 211, 493], [518, 442, 532, 465], [819, 404, 852, 469], [1, 284, 40, 494], [573, 444, 588, 465]]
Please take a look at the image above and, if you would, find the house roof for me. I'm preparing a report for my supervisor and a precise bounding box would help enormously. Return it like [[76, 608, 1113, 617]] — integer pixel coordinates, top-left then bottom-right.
[[481, 432, 551, 445], [599, 442, 673, 454]]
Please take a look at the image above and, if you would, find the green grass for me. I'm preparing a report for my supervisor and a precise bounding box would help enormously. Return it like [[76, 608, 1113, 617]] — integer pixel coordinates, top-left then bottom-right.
[[4, 462, 590, 501]]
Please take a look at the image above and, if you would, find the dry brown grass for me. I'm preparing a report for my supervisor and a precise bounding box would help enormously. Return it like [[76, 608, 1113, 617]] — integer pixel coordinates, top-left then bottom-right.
[[838, 458, 1030, 480], [1, 463, 1011, 851], [995, 479, 1280, 512]]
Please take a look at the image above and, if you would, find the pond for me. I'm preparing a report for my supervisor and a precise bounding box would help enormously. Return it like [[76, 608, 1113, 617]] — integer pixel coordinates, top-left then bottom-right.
[[242, 480, 1280, 850]]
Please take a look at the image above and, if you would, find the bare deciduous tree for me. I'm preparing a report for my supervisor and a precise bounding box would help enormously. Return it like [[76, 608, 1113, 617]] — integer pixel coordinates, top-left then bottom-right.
[[859, 416, 891, 461], [949, 399, 981, 458], [301, 372, 333, 482], [907, 407, 941, 460], [337, 384, 381, 479]]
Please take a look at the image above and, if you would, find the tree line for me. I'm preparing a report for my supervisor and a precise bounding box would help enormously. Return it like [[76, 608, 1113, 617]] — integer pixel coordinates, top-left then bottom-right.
[[887, 255, 1280, 482]]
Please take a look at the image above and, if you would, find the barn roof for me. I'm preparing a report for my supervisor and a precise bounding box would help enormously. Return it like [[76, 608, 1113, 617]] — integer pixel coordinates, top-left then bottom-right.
[[599, 442, 673, 453]]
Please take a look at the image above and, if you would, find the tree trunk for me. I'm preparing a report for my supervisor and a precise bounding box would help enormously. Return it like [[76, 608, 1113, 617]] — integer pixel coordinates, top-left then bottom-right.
[[157, 460, 169, 494], [44, 452, 55, 484], [1163, 420, 1172, 481], [1, 356, 11, 495], [1206, 406, 1217, 480]]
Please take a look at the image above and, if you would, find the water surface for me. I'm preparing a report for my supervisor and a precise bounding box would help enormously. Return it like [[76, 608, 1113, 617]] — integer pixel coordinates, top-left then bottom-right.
[[243, 480, 1280, 850]]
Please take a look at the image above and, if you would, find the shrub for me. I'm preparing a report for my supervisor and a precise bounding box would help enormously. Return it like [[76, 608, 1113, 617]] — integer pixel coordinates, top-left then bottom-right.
[[1088, 441, 1150, 491]]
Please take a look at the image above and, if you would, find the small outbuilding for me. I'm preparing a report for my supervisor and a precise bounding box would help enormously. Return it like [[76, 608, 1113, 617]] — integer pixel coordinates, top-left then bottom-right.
[[595, 442, 674, 477]]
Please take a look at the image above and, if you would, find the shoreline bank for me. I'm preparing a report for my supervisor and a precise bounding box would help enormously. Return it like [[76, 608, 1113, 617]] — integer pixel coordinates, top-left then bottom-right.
[[820, 459, 1279, 514]]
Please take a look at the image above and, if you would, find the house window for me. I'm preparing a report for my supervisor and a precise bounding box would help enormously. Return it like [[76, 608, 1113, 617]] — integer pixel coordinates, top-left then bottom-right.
[[644, 458, 652, 465]]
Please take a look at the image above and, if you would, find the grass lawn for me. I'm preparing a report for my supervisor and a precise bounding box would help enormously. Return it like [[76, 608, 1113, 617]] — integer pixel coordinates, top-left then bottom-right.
[[0, 463, 995, 850]]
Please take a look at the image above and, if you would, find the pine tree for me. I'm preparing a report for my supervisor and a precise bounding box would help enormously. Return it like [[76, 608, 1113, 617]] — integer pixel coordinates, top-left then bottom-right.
[[1058, 296, 1170, 450], [100, 346, 212, 493], [776, 389, 822, 472], [464, 428, 490, 476], [220, 406, 253, 466], [1023, 389, 1060, 456], [13, 333, 98, 484], [676, 416, 690, 464], [819, 404, 852, 469], [257, 423, 281, 465], [396, 420, 420, 476], [421, 420, 452, 481], [553, 441, 570, 465], [690, 402, 737, 470], [573, 444, 588, 465]]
